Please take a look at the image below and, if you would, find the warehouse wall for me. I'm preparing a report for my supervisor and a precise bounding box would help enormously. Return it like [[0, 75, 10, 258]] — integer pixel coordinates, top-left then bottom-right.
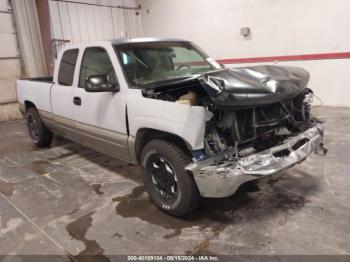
[[49, 0, 142, 58], [13, 0, 47, 77], [138, 0, 350, 107]]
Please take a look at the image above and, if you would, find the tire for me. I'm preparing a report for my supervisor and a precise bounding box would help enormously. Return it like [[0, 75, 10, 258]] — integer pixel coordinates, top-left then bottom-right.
[[25, 107, 53, 147], [140, 139, 200, 216]]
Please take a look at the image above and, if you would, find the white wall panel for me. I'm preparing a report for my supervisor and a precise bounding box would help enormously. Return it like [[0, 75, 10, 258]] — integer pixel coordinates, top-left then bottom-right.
[[0, 0, 22, 121], [0, 79, 16, 102], [0, 59, 21, 79], [139, 0, 350, 58], [0, 13, 13, 33], [0, 0, 8, 10], [0, 33, 18, 57]]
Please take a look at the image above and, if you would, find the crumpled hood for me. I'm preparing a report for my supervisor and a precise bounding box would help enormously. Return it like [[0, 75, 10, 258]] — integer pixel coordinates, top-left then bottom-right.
[[200, 65, 310, 108]]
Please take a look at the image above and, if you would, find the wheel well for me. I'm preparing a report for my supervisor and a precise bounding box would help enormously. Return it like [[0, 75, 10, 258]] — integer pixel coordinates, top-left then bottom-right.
[[135, 128, 192, 164], [24, 101, 36, 110]]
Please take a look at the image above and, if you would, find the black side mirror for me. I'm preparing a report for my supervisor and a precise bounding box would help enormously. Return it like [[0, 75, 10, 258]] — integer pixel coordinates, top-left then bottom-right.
[[84, 75, 119, 92]]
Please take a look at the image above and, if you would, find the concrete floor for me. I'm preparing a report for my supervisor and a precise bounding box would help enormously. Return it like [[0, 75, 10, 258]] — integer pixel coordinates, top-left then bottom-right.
[[0, 106, 350, 260]]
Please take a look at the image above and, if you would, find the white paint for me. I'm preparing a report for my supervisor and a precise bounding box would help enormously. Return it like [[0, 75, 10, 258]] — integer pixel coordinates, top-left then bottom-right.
[[69, 42, 128, 134], [17, 40, 209, 150], [16, 79, 53, 113], [138, 0, 350, 106], [127, 88, 209, 150]]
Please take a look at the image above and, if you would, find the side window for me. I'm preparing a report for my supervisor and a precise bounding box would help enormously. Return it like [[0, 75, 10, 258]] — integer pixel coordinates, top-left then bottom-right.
[[79, 47, 118, 88], [58, 49, 79, 86]]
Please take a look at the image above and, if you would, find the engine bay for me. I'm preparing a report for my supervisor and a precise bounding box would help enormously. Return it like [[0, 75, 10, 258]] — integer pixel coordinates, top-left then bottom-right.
[[141, 66, 318, 158], [203, 89, 314, 157]]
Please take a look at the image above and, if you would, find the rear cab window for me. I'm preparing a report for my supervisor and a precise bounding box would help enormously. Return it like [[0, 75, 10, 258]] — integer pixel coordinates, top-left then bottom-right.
[[58, 49, 79, 86]]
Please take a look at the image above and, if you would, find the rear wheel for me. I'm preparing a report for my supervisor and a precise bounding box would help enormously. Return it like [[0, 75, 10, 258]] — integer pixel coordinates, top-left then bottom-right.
[[140, 139, 200, 216], [25, 107, 53, 147]]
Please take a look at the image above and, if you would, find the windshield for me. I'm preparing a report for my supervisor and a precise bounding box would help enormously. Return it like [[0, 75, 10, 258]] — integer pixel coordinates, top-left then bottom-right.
[[114, 41, 221, 87]]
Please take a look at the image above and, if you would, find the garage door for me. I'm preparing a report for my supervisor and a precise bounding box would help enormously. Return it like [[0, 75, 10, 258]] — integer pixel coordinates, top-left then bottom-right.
[[0, 0, 22, 122]]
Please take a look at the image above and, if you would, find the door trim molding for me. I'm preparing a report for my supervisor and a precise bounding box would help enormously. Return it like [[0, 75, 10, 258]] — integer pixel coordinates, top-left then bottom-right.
[[38, 109, 129, 160]]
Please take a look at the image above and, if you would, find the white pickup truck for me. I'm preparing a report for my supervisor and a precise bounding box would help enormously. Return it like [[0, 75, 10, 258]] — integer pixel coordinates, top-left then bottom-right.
[[17, 38, 326, 216]]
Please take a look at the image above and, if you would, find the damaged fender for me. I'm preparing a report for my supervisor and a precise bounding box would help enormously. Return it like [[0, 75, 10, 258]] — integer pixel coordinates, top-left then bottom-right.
[[200, 65, 310, 108]]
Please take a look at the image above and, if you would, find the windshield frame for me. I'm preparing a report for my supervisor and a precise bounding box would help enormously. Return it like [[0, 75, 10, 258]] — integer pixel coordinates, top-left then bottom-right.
[[113, 40, 221, 89]]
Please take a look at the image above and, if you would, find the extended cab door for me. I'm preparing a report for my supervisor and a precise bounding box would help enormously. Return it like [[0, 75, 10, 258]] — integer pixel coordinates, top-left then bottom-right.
[[51, 48, 79, 135], [72, 45, 129, 160]]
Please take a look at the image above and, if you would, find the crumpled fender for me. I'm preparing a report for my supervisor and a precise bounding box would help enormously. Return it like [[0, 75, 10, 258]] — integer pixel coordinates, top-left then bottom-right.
[[199, 65, 310, 108]]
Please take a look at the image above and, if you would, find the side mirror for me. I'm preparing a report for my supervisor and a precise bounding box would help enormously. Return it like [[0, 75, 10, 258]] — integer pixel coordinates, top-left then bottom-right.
[[84, 75, 119, 92]]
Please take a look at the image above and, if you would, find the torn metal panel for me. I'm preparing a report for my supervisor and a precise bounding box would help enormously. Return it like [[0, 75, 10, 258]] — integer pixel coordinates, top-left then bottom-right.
[[200, 65, 310, 108]]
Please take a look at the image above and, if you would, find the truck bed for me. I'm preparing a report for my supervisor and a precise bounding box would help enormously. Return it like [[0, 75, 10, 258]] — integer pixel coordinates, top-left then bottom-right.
[[16, 78, 54, 114]]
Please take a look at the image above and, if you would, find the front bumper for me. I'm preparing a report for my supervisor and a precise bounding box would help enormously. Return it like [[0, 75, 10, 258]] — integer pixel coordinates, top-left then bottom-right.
[[186, 123, 325, 198]]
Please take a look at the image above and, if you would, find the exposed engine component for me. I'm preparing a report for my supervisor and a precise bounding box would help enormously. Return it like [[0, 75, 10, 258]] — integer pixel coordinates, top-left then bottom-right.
[[204, 89, 314, 155], [175, 91, 198, 106], [142, 66, 317, 157], [142, 78, 210, 107]]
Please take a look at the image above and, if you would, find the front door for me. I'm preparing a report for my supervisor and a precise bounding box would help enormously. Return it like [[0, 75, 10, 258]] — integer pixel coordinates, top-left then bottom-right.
[[72, 46, 129, 160]]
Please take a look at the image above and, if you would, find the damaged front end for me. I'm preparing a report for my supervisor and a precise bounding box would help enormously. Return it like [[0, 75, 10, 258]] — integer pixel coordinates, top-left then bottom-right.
[[187, 124, 325, 197], [142, 65, 326, 198]]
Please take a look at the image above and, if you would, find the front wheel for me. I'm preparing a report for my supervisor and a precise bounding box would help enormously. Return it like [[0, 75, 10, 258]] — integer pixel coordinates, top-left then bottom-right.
[[140, 139, 200, 216]]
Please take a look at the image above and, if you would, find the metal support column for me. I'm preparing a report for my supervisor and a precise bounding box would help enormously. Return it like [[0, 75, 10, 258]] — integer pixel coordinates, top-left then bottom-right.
[[35, 0, 54, 75]]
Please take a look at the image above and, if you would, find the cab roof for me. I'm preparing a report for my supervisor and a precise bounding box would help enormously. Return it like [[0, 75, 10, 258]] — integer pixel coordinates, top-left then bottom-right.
[[60, 37, 191, 51], [110, 37, 190, 45]]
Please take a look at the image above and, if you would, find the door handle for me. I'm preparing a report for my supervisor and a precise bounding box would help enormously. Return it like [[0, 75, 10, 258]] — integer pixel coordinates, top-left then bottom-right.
[[73, 96, 81, 106]]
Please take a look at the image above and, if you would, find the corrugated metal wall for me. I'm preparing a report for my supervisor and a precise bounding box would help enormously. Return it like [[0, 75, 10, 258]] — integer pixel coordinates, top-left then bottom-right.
[[49, 0, 142, 56], [12, 0, 47, 77]]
